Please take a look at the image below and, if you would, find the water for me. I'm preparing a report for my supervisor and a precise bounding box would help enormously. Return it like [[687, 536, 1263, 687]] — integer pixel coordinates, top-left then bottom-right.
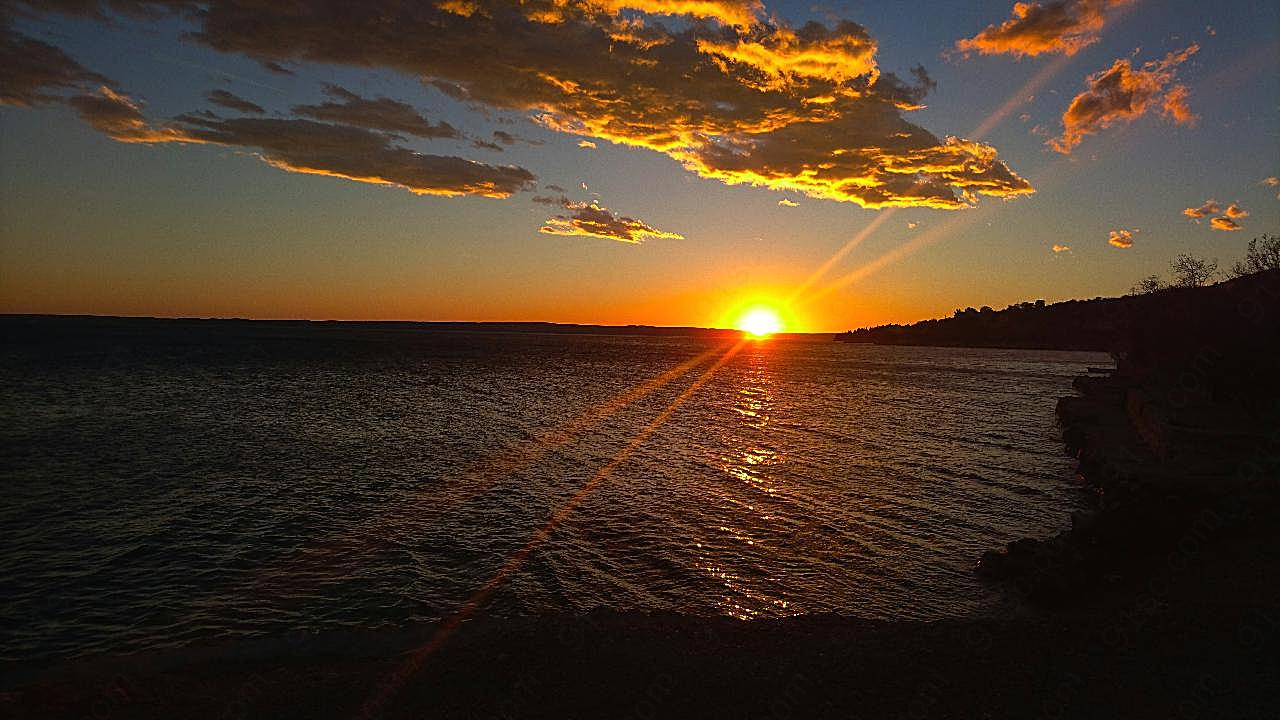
[[0, 320, 1103, 663]]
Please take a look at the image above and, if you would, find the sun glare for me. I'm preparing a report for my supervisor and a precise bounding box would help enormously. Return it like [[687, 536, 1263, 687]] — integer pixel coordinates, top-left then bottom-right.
[[737, 307, 784, 338]]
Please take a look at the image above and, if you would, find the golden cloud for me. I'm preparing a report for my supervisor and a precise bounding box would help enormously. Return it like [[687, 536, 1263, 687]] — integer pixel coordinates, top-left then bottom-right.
[[1052, 243, 1070, 253], [1050, 44, 1198, 154], [956, 0, 1133, 58], [537, 197, 683, 243], [1223, 203, 1248, 219], [778, 198, 798, 207], [1183, 199, 1220, 220], [1210, 216, 1241, 232], [1107, 229, 1133, 248], [597, 0, 763, 26]]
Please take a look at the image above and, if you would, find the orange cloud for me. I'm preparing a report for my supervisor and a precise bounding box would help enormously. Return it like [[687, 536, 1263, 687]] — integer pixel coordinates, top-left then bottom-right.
[[537, 197, 683, 243], [1107, 229, 1133, 248], [598, 0, 763, 26], [778, 198, 798, 207], [1159, 85, 1196, 126], [1210, 216, 1241, 231], [956, 0, 1133, 58], [578, 139, 597, 148], [1263, 176, 1279, 186], [1223, 203, 1248, 219], [1052, 243, 1070, 252], [1183, 199, 1220, 220], [1049, 44, 1198, 154]]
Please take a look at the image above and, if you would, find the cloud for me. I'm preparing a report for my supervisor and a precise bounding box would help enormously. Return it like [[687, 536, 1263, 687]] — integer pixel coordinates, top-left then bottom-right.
[[577, 139, 597, 149], [1223, 203, 1248, 219], [292, 84, 460, 139], [1107, 229, 1133, 248], [23, 0, 1029, 210], [544, 183, 566, 193], [68, 86, 199, 143], [600, 0, 763, 27], [1210, 216, 1241, 232], [536, 196, 682, 243], [1052, 243, 1070, 253], [1049, 44, 1198, 154], [907, 221, 920, 229], [1183, 199, 1220, 220], [955, 0, 1133, 58], [1159, 84, 1195, 126], [0, 19, 109, 106], [172, 113, 536, 197], [1263, 177, 1279, 187], [778, 198, 798, 207], [206, 88, 264, 114]]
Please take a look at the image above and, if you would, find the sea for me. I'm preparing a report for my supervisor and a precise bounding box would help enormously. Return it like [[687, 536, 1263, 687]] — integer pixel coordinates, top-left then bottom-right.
[[0, 318, 1105, 664]]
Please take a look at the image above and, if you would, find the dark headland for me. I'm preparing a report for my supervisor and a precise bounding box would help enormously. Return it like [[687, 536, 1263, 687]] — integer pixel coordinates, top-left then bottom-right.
[[3, 271, 1279, 719]]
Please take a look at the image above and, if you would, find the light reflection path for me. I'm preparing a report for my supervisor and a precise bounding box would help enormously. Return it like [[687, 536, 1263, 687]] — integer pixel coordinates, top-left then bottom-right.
[[699, 345, 797, 620], [355, 338, 748, 719]]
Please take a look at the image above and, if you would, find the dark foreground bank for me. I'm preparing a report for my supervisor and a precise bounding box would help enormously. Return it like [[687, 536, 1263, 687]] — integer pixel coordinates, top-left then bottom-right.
[[3, 594, 1278, 720]]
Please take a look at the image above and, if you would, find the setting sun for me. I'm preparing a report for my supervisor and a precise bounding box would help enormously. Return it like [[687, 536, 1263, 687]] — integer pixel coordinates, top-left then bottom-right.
[[736, 307, 784, 338]]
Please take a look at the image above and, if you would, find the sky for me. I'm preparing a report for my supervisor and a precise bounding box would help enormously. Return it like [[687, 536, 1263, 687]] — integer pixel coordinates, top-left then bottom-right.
[[1, 0, 1276, 332]]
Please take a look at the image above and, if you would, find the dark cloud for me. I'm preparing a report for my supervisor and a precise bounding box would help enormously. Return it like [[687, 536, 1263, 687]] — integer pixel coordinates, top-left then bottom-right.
[[0, 19, 109, 106], [206, 88, 264, 114], [1050, 45, 1198, 154], [543, 184, 566, 193], [956, 0, 1133, 58], [261, 60, 292, 75], [538, 196, 683, 244], [173, 113, 535, 197], [291, 84, 460, 139]]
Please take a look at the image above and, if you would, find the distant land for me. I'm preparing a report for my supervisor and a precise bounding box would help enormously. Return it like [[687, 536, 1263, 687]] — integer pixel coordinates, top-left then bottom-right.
[[837, 269, 1280, 352], [0, 314, 817, 342]]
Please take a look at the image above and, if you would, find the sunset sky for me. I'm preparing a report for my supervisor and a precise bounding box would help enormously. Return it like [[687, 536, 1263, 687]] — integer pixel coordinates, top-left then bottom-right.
[[1, 0, 1276, 332]]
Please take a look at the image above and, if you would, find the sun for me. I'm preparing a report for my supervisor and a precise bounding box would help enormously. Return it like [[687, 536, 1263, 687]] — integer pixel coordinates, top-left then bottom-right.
[[736, 306, 784, 338]]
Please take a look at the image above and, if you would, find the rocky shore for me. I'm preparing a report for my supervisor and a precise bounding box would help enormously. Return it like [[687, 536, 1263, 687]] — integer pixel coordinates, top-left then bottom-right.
[[976, 270, 1280, 610]]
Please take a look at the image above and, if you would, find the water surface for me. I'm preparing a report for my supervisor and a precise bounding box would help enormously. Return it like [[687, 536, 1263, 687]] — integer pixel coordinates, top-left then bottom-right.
[[0, 320, 1102, 662]]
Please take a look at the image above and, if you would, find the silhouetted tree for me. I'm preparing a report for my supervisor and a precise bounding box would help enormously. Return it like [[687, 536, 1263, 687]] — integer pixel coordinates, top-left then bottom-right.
[[1227, 234, 1280, 278], [1170, 253, 1218, 288], [1130, 275, 1165, 295]]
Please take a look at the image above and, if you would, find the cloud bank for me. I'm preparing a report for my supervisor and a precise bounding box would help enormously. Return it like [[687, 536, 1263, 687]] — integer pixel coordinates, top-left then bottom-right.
[[9, 0, 1033, 211]]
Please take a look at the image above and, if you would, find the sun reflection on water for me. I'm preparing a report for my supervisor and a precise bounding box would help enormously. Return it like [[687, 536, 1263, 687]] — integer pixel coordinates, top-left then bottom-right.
[[694, 344, 801, 619]]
